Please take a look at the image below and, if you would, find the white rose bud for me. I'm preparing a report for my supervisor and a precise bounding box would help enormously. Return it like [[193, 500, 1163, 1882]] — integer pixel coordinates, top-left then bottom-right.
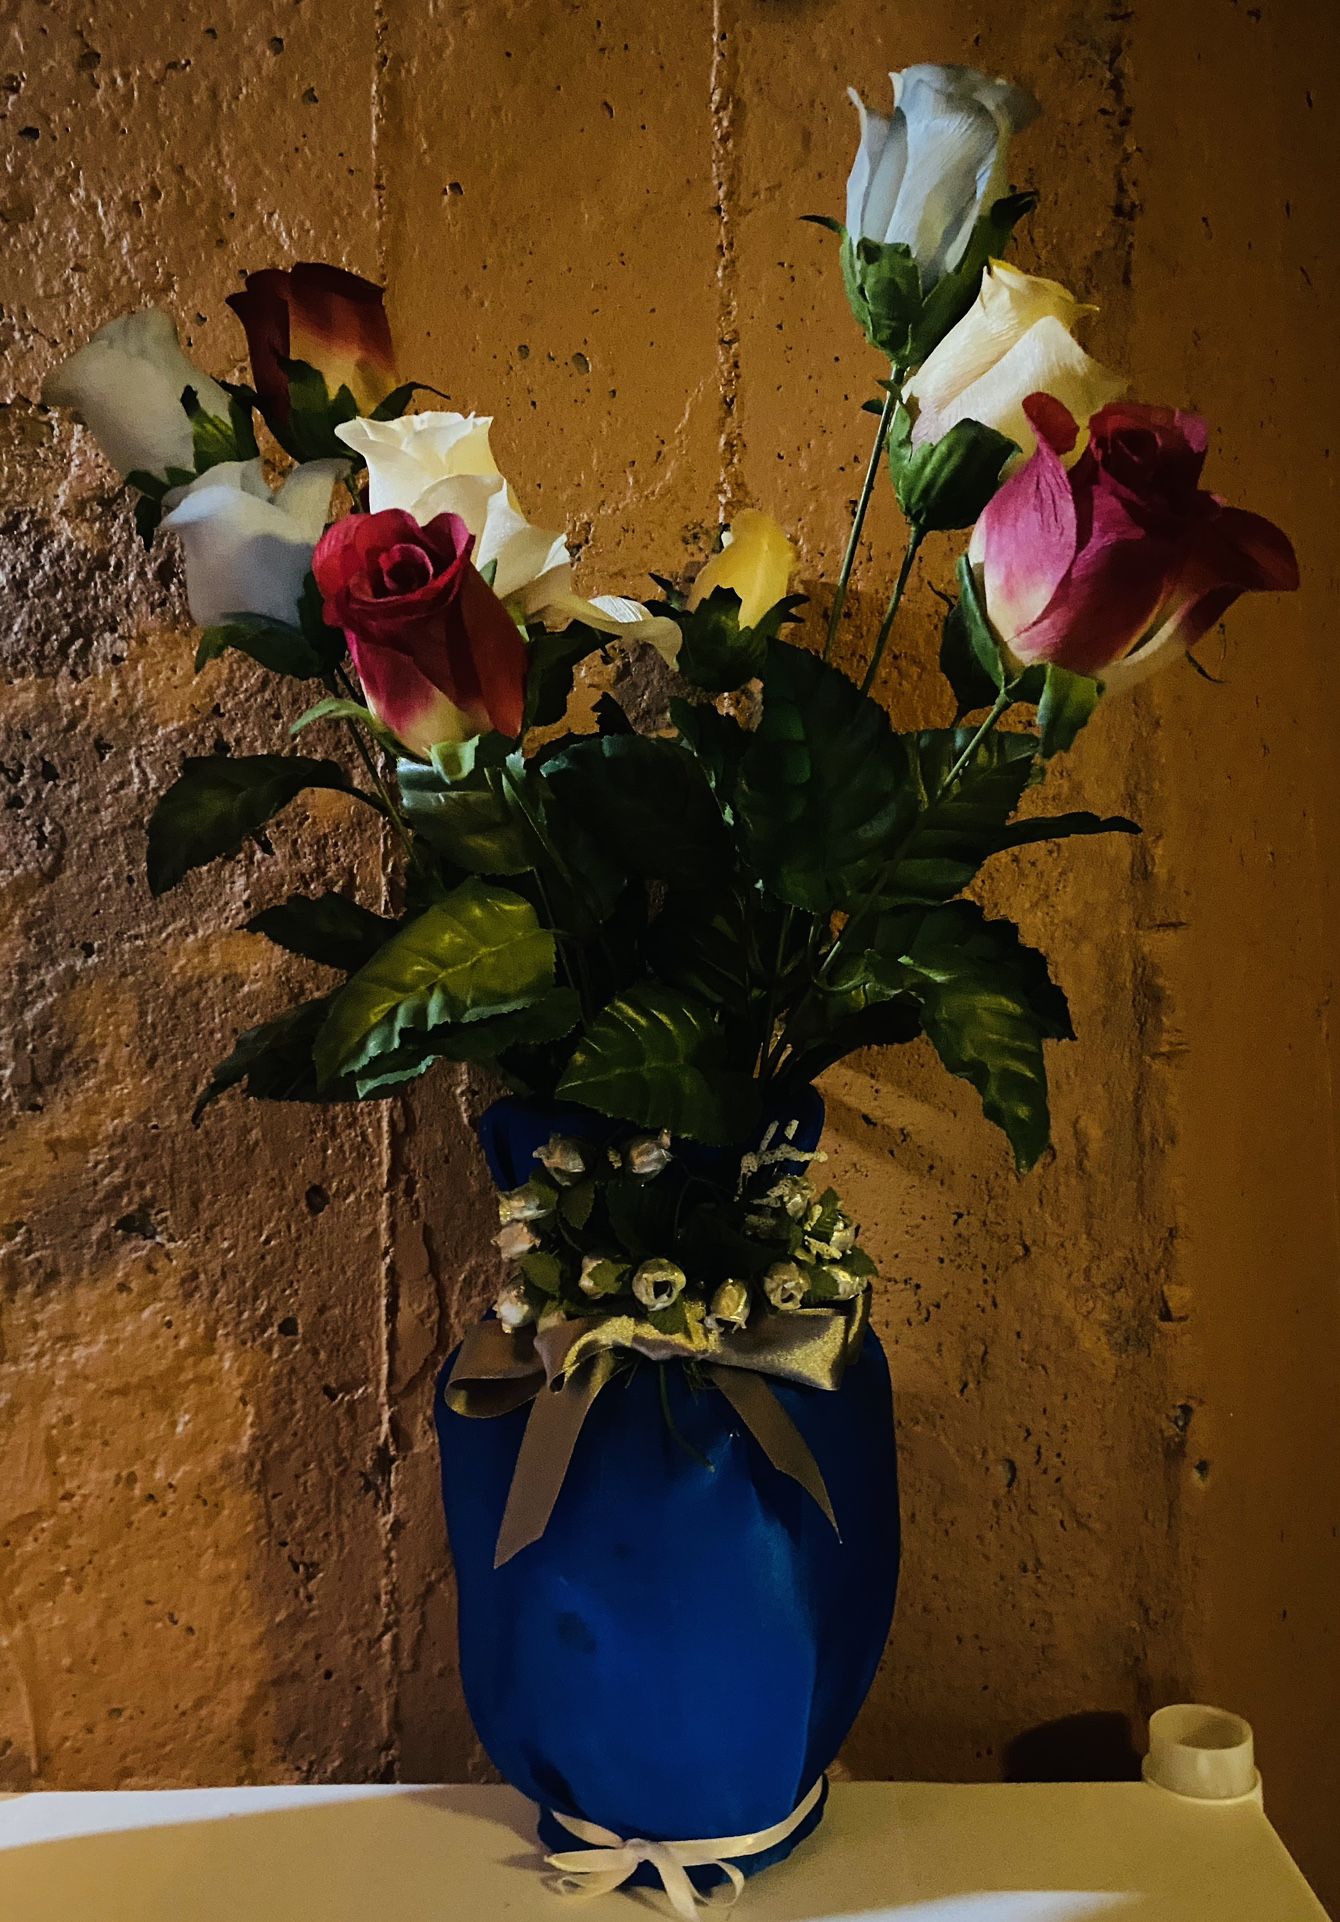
[[767, 1175, 813, 1221], [823, 1264, 865, 1301], [160, 457, 342, 628], [534, 1135, 589, 1186], [706, 1279, 751, 1333], [579, 1254, 626, 1298], [632, 1258, 687, 1312], [494, 1220, 540, 1262], [623, 1131, 672, 1180], [41, 309, 232, 483], [494, 1283, 535, 1332], [498, 1179, 556, 1224], [763, 1261, 810, 1312]]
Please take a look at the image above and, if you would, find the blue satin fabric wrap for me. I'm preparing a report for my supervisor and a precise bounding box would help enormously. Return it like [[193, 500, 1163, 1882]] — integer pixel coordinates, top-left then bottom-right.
[[435, 1094, 899, 1875]]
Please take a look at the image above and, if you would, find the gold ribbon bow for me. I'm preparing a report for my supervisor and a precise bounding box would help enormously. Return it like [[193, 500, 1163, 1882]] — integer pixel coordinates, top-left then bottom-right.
[[545, 1778, 825, 1917], [444, 1294, 868, 1566]]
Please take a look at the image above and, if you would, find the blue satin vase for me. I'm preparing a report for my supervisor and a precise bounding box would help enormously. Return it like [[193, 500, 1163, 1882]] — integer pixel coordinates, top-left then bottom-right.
[[434, 1096, 900, 1874]]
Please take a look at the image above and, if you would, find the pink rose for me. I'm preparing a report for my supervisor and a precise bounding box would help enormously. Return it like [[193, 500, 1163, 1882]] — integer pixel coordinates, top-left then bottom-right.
[[969, 395, 1298, 691], [313, 509, 528, 755]]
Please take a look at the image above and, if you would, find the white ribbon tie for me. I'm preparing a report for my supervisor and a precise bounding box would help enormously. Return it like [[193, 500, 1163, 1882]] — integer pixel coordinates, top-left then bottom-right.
[[545, 1777, 824, 1917]]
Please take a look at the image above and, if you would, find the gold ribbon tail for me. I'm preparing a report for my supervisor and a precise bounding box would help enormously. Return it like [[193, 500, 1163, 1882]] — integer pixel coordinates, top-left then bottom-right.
[[493, 1357, 613, 1568], [709, 1366, 839, 1535]]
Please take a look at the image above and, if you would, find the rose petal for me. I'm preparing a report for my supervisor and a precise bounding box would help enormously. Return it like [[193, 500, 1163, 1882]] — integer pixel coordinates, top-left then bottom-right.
[[337, 411, 498, 514], [846, 85, 905, 242], [972, 396, 1082, 640], [687, 508, 795, 630], [348, 632, 472, 755]]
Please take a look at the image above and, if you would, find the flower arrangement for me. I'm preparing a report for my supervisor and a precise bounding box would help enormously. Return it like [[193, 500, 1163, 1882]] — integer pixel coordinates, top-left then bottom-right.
[[43, 61, 1296, 1342]]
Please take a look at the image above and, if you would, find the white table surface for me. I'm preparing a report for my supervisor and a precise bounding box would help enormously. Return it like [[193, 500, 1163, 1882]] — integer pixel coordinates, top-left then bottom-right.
[[0, 1779, 1328, 1921]]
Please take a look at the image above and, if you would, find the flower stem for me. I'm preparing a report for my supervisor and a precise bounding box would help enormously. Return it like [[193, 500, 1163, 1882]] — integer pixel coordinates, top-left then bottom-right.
[[937, 687, 1012, 795], [324, 668, 416, 863], [859, 529, 924, 699], [823, 372, 901, 662]]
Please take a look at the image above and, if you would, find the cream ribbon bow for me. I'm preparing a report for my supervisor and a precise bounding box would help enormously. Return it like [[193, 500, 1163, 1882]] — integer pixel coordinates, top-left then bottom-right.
[[545, 1778, 824, 1917]]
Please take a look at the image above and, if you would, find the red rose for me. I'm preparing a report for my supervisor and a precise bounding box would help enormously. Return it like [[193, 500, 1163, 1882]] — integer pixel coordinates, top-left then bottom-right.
[[313, 509, 528, 754], [227, 262, 396, 426], [969, 394, 1298, 690]]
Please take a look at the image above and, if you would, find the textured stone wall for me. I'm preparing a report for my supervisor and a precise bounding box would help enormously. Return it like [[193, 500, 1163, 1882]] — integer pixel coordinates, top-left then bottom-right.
[[3, 0, 1337, 1905]]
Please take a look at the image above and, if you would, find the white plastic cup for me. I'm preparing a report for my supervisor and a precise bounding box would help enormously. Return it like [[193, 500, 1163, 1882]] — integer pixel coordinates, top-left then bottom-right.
[[1143, 1704, 1260, 1801]]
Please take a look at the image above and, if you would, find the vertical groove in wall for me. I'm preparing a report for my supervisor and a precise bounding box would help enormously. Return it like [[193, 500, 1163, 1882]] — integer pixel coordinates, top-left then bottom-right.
[[709, 0, 743, 519], [368, 0, 399, 1776]]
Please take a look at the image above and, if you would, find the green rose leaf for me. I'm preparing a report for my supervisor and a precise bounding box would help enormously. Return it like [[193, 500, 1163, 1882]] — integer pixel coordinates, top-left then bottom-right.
[[894, 901, 1072, 1172], [397, 751, 532, 875], [245, 892, 397, 971], [147, 755, 353, 895], [894, 417, 1018, 533], [313, 879, 555, 1087], [886, 729, 1038, 903], [663, 586, 801, 694], [736, 640, 913, 912], [183, 384, 258, 473], [557, 985, 760, 1146], [523, 623, 610, 730], [543, 734, 731, 889], [290, 696, 405, 755], [347, 989, 581, 1095], [668, 699, 749, 811], [195, 613, 342, 681]]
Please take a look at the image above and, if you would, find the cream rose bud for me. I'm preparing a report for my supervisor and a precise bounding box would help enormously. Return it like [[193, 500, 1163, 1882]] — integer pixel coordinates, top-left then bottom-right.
[[706, 1279, 751, 1334], [498, 1179, 556, 1224], [763, 1261, 809, 1312], [903, 261, 1125, 458], [632, 1259, 687, 1312], [159, 459, 342, 629], [494, 1283, 535, 1332], [42, 310, 232, 484], [494, 1220, 540, 1262], [623, 1131, 672, 1180], [846, 66, 1038, 290], [579, 1254, 626, 1298], [534, 1135, 589, 1185]]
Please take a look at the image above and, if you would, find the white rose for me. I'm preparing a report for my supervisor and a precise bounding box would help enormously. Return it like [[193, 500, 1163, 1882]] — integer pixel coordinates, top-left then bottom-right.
[[903, 261, 1124, 458], [846, 66, 1038, 290], [337, 409, 679, 658], [159, 458, 342, 628], [41, 310, 231, 483]]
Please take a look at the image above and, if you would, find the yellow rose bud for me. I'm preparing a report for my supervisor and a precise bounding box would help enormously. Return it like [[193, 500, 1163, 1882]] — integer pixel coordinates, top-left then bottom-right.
[[687, 509, 795, 631]]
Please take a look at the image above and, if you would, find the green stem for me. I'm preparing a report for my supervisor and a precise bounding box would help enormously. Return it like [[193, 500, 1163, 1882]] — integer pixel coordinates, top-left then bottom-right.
[[823, 372, 901, 662], [324, 669, 416, 863], [937, 687, 1012, 796], [499, 760, 599, 1022], [860, 530, 923, 699], [755, 903, 795, 1081]]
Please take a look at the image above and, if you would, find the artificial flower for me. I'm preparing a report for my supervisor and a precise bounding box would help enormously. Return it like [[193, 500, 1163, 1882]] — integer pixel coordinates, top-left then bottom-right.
[[686, 509, 795, 629], [904, 261, 1124, 457], [579, 1255, 626, 1299], [495, 1221, 539, 1262], [631, 1259, 687, 1312], [763, 1261, 809, 1311], [41, 310, 231, 483], [846, 66, 1038, 291], [160, 458, 342, 627], [498, 1180, 556, 1224], [228, 262, 396, 425], [534, 1135, 590, 1184], [623, 1131, 672, 1179], [969, 394, 1299, 689], [494, 1282, 535, 1332], [313, 508, 528, 753], [338, 410, 679, 655], [706, 1279, 751, 1333]]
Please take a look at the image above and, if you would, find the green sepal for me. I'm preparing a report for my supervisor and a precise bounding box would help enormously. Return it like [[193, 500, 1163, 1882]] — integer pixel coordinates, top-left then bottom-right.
[[290, 696, 404, 756], [182, 384, 258, 472], [146, 754, 353, 895], [1035, 666, 1102, 758], [893, 417, 1017, 533], [840, 232, 923, 361], [397, 746, 532, 875], [368, 380, 450, 423], [265, 357, 361, 462]]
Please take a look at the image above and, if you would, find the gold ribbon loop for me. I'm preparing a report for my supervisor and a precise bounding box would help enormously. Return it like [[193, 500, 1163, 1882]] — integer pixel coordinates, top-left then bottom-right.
[[545, 1777, 825, 1916], [445, 1297, 867, 1565]]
